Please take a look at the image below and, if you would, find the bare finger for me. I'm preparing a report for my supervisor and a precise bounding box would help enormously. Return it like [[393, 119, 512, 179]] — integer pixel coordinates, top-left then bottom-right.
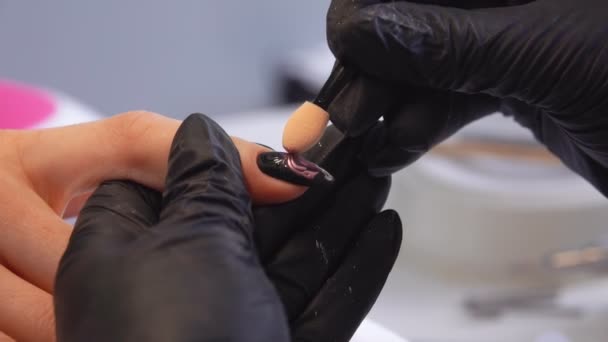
[[0, 264, 55, 342], [0, 178, 71, 292]]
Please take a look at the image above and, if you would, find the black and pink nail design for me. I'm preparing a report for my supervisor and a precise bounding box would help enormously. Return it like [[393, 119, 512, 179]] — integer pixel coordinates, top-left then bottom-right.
[[257, 152, 334, 186]]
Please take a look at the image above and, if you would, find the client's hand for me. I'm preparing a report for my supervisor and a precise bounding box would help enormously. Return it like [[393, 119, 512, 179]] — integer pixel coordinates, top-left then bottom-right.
[[0, 111, 305, 341], [55, 114, 289, 342]]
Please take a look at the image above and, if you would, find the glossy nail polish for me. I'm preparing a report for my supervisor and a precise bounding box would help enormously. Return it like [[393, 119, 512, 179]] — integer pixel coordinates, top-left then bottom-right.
[[257, 152, 335, 186], [255, 142, 274, 151]]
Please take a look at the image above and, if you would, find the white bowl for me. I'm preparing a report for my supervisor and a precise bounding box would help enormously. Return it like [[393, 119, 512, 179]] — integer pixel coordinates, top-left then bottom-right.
[[387, 114, 608, 285]]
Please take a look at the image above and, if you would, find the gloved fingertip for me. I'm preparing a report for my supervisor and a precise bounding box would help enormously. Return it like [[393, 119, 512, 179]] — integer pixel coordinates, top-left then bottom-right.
[[378, 209, 402, 229], [364, 209, 403, 251], [167, 113, 242, 182], [161, 113, 251, 224], [171, 113, 235, 156]]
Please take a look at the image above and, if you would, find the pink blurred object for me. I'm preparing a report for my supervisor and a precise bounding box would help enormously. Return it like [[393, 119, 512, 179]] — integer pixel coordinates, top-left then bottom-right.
[[0, 79, 101, 129], [0, 80, 56, 128]]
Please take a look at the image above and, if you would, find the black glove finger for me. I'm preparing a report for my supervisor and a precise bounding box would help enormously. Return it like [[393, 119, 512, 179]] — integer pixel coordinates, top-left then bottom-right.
[[359, 90, 499, 176], [502, 98, 608, 196], [71, 114, 287, 342], [385, 90, 498, 149], [327, 0, 530, 56], [62, 180, 161, 259], [291, 210, 403, 342], [266, 172, 390, 320], [158, 113, 253, 238], [329, 0, 538, 97], [328, 0, 530, 18], [325, 0, 537, 141], [327, 73, 401, 137], [254, 126, 367, 262], [401, 0, 533, 7], [55, 181, 161, 340]]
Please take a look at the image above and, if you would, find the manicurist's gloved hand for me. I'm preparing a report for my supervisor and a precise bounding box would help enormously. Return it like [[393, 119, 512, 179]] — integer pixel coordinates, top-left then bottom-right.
[[326, 0, 608, 195], [54, 114, 290, 342], [254, 125, 402, 342], [54, 114, 403, 342]]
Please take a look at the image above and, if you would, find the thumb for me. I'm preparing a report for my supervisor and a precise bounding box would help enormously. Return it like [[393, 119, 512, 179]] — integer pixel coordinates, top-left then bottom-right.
[[330, 0, 539, 96], [159, 114, 253, 233]]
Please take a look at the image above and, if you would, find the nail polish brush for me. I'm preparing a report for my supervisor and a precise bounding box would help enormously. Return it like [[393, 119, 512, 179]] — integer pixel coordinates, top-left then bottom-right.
[[282, 61, 355, 154]]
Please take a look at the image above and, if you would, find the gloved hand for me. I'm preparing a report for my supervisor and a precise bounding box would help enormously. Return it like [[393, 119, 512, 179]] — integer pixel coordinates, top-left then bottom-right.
[[254, 125, 402, 342], [54, 114, 289, 342], [326, 0, 608, 195], [54, 114, 402, 342]]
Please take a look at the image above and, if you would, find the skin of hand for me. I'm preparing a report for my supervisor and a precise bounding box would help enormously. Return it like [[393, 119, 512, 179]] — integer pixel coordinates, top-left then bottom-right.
[[325, 0, 608, 195], [55, 116, 402, 342], [55, 114, 290, 342], [0, 111, 305, 342]]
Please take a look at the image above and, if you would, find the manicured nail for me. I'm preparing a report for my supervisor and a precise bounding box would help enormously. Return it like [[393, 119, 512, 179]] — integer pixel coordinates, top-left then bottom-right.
[[257, 152, 335, 186], [255, 142, 275, 151]]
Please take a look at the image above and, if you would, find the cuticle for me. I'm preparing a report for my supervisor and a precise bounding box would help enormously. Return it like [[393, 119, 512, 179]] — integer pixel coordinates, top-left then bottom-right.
[[254, 142, 274, 151]]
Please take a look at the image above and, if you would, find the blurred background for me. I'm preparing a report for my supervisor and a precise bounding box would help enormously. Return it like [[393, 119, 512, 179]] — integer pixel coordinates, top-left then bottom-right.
[[0, 0, 326, 117], [3, 1, 608, 341]]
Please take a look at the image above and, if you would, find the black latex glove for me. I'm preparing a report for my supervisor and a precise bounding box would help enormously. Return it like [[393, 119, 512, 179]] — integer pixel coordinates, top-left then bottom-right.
[[254, 125, 402, 342], [54, 114, 289, 342], [326, 0, 608, 196], [54, 114, 402, 342]]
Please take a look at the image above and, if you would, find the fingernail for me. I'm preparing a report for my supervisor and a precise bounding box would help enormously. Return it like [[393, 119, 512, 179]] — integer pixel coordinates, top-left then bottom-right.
[[255, 142, 275, 151], [257, 152, 335, 186]]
